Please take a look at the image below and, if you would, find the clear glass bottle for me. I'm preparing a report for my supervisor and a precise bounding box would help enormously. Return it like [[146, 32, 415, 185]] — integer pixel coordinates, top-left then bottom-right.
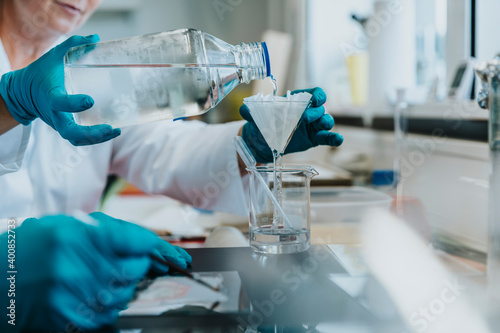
[[64, 28, 271, 127]]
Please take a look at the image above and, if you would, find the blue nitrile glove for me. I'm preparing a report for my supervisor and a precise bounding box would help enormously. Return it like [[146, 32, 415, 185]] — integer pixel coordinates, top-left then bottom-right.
[[89, 212, 192, 276], [0, 213, 160, 332], [240, 87, 344, 163], [0, 34, 121, 146], [149, 239, 193, 276]]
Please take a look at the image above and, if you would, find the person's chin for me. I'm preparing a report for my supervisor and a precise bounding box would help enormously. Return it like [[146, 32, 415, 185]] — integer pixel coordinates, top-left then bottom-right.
[[50, 19, 81, 36]]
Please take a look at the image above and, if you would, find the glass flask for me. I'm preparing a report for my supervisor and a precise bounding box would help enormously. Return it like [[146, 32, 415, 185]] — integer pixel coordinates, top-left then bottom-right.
[[64, 28, 271, 127]]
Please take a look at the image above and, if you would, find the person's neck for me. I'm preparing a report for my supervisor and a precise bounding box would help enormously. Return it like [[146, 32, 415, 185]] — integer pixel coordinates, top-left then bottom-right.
[[0, 1, 59, 70]]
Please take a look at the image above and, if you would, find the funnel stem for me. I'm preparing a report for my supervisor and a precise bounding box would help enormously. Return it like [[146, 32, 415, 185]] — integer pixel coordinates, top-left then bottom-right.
[[272, 150, 279, 230], [277, 152, 284, 216], [272, 149, 285, 230]]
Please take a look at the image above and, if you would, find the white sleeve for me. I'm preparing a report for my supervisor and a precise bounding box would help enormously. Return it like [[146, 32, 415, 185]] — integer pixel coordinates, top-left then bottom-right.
[[0, 125, 30, 176], [109, 120, 249, 216]]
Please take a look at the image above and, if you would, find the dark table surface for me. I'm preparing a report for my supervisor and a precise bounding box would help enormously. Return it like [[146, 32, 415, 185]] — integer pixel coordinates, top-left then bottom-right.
[[117, 246, 407, 332]]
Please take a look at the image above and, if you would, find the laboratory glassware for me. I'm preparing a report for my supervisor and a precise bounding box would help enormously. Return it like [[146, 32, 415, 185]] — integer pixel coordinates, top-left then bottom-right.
[[247, 165, 318, 254], [476, 57, 500, 318], [243, 92, 312, 230], [393, 88, 409, 217], [64, 28, 271, 127], [243, 92, 312, 156]]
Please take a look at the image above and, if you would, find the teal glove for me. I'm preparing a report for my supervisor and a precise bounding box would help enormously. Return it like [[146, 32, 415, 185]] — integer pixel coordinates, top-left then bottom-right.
[[0, 213, 160, 332], [240, 87, 344, 163], [0, 34, 121, 146], [91, 212, 192, 276], [149, 239, 193, 276]]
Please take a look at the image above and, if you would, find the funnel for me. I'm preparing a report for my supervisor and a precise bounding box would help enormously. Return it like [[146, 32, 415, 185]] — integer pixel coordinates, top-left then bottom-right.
[[243, 92, 312, 155]]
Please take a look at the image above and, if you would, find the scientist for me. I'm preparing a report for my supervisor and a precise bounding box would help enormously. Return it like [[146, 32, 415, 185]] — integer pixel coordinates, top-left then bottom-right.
[[0, 0, 343, 331]]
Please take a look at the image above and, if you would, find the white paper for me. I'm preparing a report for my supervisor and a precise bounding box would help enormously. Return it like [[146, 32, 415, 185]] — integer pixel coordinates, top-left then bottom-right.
[[120, 274, 228, 316]]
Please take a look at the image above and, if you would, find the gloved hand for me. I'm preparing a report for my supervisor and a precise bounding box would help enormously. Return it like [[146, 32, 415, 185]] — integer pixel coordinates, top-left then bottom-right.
[[240, 87, 343, 163], [149, 239, 193, 276], [0, 34, 121, 146], [0, 213, 160, 332], [89, 212, 192, 277]]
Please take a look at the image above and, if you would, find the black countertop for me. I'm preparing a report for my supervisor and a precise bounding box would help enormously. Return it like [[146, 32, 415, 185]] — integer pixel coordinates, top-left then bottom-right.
[[117, 246, 407, 332]]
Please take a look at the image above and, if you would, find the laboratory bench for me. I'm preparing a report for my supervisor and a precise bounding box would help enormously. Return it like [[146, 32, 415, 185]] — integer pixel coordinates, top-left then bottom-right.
[[113, 243, 486, 332], [116, 245, 408, 332], [332, 114, 488, 142], [329, 121, 491, 263], [330, 100, 489, 142], [95, 101, 494, 331], [102, 182, 489, 332]]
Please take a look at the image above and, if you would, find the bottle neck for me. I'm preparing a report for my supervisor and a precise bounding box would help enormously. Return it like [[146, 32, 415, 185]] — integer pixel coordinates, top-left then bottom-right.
[[234, 42, 270, 83]]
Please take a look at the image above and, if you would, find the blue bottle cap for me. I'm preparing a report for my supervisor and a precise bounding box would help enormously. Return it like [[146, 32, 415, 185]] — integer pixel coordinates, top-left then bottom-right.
[[372, 170, 395, 186], [261, 42, 271, 77]]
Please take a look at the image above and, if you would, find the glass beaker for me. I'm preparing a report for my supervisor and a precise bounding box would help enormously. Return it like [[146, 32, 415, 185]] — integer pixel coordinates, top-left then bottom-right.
[[247, 165, 318, 254]]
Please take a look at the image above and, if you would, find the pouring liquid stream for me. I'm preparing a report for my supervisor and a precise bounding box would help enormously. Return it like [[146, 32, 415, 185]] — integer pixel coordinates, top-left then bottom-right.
[[271, 75, 278, 97]]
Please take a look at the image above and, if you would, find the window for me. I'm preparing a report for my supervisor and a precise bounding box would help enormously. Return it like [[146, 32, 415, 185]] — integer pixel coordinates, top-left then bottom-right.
[[305, 0, 452, 110]]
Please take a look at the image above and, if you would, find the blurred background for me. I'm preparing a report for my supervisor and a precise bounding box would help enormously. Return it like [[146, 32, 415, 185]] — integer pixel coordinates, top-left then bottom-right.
[[76, 0, 500, 120]]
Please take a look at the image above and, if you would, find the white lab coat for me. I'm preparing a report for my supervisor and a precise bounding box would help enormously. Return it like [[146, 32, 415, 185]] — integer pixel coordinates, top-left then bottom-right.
[[0, 37, 249, 224]]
